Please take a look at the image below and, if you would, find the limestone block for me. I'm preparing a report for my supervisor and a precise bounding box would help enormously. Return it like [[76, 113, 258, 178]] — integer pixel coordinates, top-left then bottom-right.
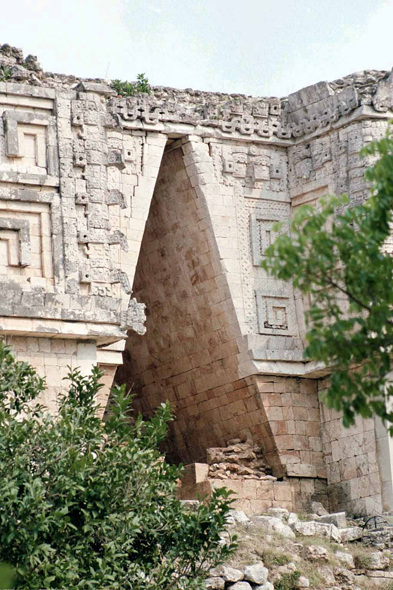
[[305, 545, 329, 561], [228, 584, 252, 590], [316, 512, 347, 528], [367, 552, 390, 570], [339, 527, 363, 542], [210, 565, 243, 582], [287, 463, 317, 478], [267, 507, 289, 518], [252, 516, 295, 538], [229, 510, 250, 524], [244, 563, 268, 584], [204, 577, 225, 590], [273, 482, 292, 502], [294, 520, 340, 542], [181, 463, 209, 487], [334, 551, 354, 569]]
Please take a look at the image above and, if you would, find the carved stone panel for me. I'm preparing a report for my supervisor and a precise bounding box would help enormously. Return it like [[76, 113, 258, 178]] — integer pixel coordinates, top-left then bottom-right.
[[2, 110, 58, 178], [0, 190, 58, 284], [251, 212, 288, 266], [256, 286, 297, 336]]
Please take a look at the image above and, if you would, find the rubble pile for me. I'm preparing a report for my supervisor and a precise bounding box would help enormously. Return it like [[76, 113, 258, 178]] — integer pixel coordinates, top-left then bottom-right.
[[204, 506, 393, 589], [207, 438, 273, 481]]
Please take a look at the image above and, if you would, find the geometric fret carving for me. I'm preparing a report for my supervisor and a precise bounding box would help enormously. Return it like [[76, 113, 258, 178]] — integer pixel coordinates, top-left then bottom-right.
[[2, 110, 57, 176], [251, 213, 288, 266], [3, 111, 49, 157], [0, 218, 30, 266], [256, 286, 297, 336], [0, 200, 54, 280]]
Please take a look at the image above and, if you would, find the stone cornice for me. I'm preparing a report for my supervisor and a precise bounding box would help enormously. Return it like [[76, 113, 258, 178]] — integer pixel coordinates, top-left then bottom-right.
[[106, 69, 393, 142]]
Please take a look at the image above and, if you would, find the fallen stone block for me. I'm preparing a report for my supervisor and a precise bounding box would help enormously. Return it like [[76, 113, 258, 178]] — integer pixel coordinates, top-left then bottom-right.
[[367, 552, 390, 570], [210, 565, 244, 582], [229, 509, 250, 524], [243, 563, 268, 584], [366, 570, 393, 579], [305, 545, 329, 561], [288, 512, 299, 527], [339, 526, 363, 542], [318, 566, 336, 586], [310, 501, 329, 516], [333, 567, 355, 586], [252, 515, 295, 538], [204, 577, 225, 589], [267, 507, 289, 519], [294, 520, 340, 542], [335, 550, 355, 569], [316, 512, 347, 528]]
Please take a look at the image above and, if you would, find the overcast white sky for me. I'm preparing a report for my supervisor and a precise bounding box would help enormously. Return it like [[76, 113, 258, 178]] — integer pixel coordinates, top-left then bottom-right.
[[3, 0, 393, 97]]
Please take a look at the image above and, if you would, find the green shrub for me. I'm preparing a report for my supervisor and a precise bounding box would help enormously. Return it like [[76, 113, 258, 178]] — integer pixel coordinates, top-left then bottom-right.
[[112, 73, 151, 96], [263, 549, 292, 567], [0, 66, 12, 82], [0, 342, 236, 589], [275, 570, 301, 590]]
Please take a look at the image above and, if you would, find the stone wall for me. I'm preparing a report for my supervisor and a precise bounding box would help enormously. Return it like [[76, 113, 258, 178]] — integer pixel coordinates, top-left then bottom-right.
[[8, 336, 96, 412], [179, 462, 294, 514], [0, 44, 393, 515], [319, 377, 383, 515], [117, 142, 270, 464]]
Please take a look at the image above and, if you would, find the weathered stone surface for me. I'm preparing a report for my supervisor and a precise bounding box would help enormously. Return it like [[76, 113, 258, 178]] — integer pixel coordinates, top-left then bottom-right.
[[227, 583, 252, 590], [288, 512, 299, 527], [207, 441, 270, 480], [294, 520, 341, 542], [305, 545, 329, 561], [339, 527, 363, 542], [229, 510, 250, 524], [0, 43, 392, 519], [316, 512, 347, 528], [253, 516, 296, 538], [335, 551, 355, 569], [333, 567, 355, 586], [367, 552, 390, 570], [318, 567, 336, 586], [204, 577, 225, 590], [243, 563, 268, 584], [267, 507, 289, 519], [210, 565, 244, 582]]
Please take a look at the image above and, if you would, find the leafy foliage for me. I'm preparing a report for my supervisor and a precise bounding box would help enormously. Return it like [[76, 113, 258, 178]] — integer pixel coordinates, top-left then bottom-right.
[[0, 563, 15, 589], [112, 73, 151, 96], [0, 342, 236, 589], [262, 127, 393, 428], [0, 66, 12, 82]]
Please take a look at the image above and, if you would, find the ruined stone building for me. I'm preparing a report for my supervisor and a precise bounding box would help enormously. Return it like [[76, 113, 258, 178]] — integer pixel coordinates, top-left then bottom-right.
[[0, 44, 392, 516]]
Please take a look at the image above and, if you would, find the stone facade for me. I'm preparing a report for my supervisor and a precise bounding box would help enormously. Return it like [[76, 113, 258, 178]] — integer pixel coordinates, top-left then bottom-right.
[[1, 44, 393, 514]]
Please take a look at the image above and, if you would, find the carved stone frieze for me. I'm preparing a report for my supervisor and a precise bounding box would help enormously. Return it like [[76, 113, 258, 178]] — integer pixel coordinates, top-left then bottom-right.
[[107, 70, 393, 141]]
